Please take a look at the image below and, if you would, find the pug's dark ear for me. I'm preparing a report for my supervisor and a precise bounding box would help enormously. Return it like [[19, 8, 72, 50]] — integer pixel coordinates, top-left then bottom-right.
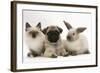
[[42, 27, 48, 34], [57, 26, 63, 33], [36, 22, 41, 29], [26, 22, 31, 31]]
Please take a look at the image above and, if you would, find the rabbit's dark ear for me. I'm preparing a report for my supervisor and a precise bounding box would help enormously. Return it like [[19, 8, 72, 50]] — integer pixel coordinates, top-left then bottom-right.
[[42, 27, 48, 34], [63, 21, 72, 30], [77, 27, 87, 33], [36, 22, 41, 29], [26, 22, 31, 28], [57, 26, 63, 33]]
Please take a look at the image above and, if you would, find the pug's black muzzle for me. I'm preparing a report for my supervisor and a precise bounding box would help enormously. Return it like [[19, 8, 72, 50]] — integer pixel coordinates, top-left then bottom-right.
[[47, 30, 60, 43]]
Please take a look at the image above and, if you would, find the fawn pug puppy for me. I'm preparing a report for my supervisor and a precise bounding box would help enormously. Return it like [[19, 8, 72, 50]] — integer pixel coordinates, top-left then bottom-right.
[[25, 22, 45, 57], [42, 25, 68, 58]]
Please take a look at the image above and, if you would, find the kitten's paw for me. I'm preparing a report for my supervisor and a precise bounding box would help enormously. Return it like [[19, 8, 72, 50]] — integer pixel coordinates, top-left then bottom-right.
[[27, 52, 34, 57]]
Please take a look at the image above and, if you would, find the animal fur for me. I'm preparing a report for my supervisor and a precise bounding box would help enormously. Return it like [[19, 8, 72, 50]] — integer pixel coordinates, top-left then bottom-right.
[[42, 25, 68, 58], [63, 21, 90, 55], [25, 22, 45, 57]]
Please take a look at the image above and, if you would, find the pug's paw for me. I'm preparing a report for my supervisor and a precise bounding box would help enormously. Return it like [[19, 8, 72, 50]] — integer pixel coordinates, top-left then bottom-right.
[[51, 54, 58, 58]]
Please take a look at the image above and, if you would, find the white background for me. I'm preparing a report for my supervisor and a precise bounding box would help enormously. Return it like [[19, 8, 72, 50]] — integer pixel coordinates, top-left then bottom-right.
[[0, 0, 99, 73]]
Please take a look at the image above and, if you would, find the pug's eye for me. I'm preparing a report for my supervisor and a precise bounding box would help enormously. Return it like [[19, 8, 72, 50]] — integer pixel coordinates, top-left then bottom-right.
[[73, 33, 75, 35]]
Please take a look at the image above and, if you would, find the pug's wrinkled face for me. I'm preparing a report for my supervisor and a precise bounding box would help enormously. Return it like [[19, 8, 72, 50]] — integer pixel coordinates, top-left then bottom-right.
[[25, 22, 41, 38], [43, 26, 63, 43]]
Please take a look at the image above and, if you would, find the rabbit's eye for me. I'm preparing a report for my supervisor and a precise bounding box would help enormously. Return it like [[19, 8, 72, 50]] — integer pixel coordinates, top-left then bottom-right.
[[73, 33, 75, 35]]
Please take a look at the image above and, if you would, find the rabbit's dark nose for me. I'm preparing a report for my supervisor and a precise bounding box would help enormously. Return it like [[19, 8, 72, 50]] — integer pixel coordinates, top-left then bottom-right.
[[67, 36, 71, 40]]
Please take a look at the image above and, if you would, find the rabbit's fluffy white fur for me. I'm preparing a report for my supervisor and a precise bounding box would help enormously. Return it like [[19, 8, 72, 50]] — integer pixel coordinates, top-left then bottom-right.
[[63, 34, 89, 54], [63, 21, 89, 55]]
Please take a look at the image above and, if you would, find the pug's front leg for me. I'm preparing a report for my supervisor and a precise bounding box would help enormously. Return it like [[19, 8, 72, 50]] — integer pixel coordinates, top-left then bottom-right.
[[57, 46, 69, 57], [43, 48, 57, 58]]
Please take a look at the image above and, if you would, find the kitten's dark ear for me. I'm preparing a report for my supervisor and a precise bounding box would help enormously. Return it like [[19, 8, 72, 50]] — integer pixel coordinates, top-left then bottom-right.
[[57, 26, 63, 33], [77, 27, 87, 33], [26, 22, 31, 28], [63, 21, 72, 30], [26, 22, 31, 31], [42, 27, 48, 34], [36, 22, 41, 29]]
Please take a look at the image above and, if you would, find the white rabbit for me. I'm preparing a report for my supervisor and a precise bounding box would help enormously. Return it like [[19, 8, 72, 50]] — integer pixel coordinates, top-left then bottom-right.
[[63, 21, 90, 55]]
